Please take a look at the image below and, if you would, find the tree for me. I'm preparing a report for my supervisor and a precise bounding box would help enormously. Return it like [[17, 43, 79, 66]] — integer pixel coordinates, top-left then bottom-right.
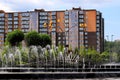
[[40, 34, 51, 47], [100, 51, 109, 63], [25, 31, 41, 46], [6, 30, 24, 46], [25, 31, 51, 47]]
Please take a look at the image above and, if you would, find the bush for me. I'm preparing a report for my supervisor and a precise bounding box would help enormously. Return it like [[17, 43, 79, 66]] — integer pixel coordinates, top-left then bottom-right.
[[6, 30, 24, 46], [25, 31, 51, 47], [40, 34, 51, 47], [25, 31, 41, 46]]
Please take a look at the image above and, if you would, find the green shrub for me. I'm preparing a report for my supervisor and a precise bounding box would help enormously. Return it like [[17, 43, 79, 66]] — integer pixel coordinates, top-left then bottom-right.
[[25, 31, 41, 46], [6, 30, 24, 46], [40, 34, 51, 47], [25, 31, 51, 47]]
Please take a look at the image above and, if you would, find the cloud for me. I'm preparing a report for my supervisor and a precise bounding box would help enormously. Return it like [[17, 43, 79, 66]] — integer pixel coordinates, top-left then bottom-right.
[[0, 1, 13, 11], [0, 0, 120, 12]]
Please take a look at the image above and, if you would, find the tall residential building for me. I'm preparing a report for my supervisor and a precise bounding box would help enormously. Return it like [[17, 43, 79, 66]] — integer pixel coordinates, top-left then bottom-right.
[[0, 7, 104, 53]]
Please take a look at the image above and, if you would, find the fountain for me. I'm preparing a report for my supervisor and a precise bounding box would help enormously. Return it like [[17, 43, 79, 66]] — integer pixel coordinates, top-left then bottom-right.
[[0, 45, 119, 79]]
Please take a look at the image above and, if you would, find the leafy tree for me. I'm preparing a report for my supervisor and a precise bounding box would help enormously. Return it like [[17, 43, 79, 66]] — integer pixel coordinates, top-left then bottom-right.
[[40, 34, 51, 47], [100, 51, 109, 63], [6, 30, 24, 46], [25, 31, 51, 47], [87, 48, 101, 65], [25, 31, 41, 46]]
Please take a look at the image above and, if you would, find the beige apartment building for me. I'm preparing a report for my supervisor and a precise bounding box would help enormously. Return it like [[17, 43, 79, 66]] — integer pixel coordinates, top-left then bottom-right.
[[0, 7, 104, 52]]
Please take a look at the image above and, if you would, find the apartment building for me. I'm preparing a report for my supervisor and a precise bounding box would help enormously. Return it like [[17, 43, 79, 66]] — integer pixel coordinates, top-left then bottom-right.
[[0, 7, 104, 52]]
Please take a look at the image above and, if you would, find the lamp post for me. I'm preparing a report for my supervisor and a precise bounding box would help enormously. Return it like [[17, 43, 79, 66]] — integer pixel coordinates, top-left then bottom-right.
[[57, 19, 66, 68], [79, 23, 87, 69], [43, 20, 53, 35], [111, 35, 114, 62], [43, 20, 52, 69], [106, 35, 114, 63]]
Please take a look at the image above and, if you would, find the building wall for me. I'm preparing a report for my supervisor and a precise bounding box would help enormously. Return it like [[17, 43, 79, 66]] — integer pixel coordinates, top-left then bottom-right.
[[29, 11, 38, 32], [56, 11, 65, 46], [85, 10, 97, 50], [0, 12, 5, 46], [68, 10, 79, 49], [0, 8, 104, 52]]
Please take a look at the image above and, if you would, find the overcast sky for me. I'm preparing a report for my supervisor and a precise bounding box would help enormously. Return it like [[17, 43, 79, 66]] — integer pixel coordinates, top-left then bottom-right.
[[0, 0, 120, 41]]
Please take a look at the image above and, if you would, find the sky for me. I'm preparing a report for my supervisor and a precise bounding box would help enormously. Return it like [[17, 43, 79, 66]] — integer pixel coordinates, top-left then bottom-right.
[[0, 0, 120, 41]]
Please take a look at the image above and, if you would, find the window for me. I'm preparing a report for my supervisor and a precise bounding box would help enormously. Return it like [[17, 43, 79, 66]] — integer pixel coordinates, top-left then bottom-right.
[[22, 25, 29, 28], [51, 32, 56, 35], [39, 12, 47, 15], [22, 17, 29, 20], [8, 13, 13, 18], [85, 32, 88, 35], [22, 13, 29, 16], [14, 17, 18, 20], [80, 32, 83, 35], [52, 16, 56, 19], [97, 20, 100, 23], [85, 45, 88, 47], [52, 20, 56, 23], [8, 18, 12, 20], [79, 11, 84, 14], [66, 41, 68, 44], [8, 26, 12, 28], [52, 28, 56, 31], [96, 24, 99, 27], [65, 16, 69, 19], [39, 24, 44, 28], [8, 21, 12, 24], [14, 25, 18, 28], [0, 18, 4, 20], [85, 40, 88, 43], [14, 21, 18, 24], [65, 20, 68, 23], [0, 22, 4, 24], [80, 40, 83, 43], [79, 19, 84, 22], [40, 20, 46, 23], [96, 32, 99, 36], [22, 21, 29, 24], [97, 48, 100, 52], [97, 16, 100, 19], [65, 24, 69, 27], [65, 28, 68, 31], [0, 34, 4, 36], [65, 11, 69, 15], [79, 28, 84, 30], [79, 15, 84, 18], [0, 26, 4, 28], [66, 37, 68, 40], [40, 16, 47, 19], [51, 12, 56, 15], [97, 11, 100, 15], [97, 28, 99, 31], [0, 29, 4, 32], [58, 37, 61, 39], [85, 36, 88, 39], [0, 13, 4, 17], [52, 23, 56, 27], [14, 13, 18, 16], [40, 29, 47, 31]]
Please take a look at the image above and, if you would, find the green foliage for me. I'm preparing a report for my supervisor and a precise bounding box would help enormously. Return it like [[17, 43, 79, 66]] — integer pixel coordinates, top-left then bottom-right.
[[40, 34, 51, 47], [25, 31, 41, 46], [25, 31, 51, 47], [101, 51, 109, 63], [6, 30, 24, 46], [104, 40, 120, 54], [58, 44, 64, 53]]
